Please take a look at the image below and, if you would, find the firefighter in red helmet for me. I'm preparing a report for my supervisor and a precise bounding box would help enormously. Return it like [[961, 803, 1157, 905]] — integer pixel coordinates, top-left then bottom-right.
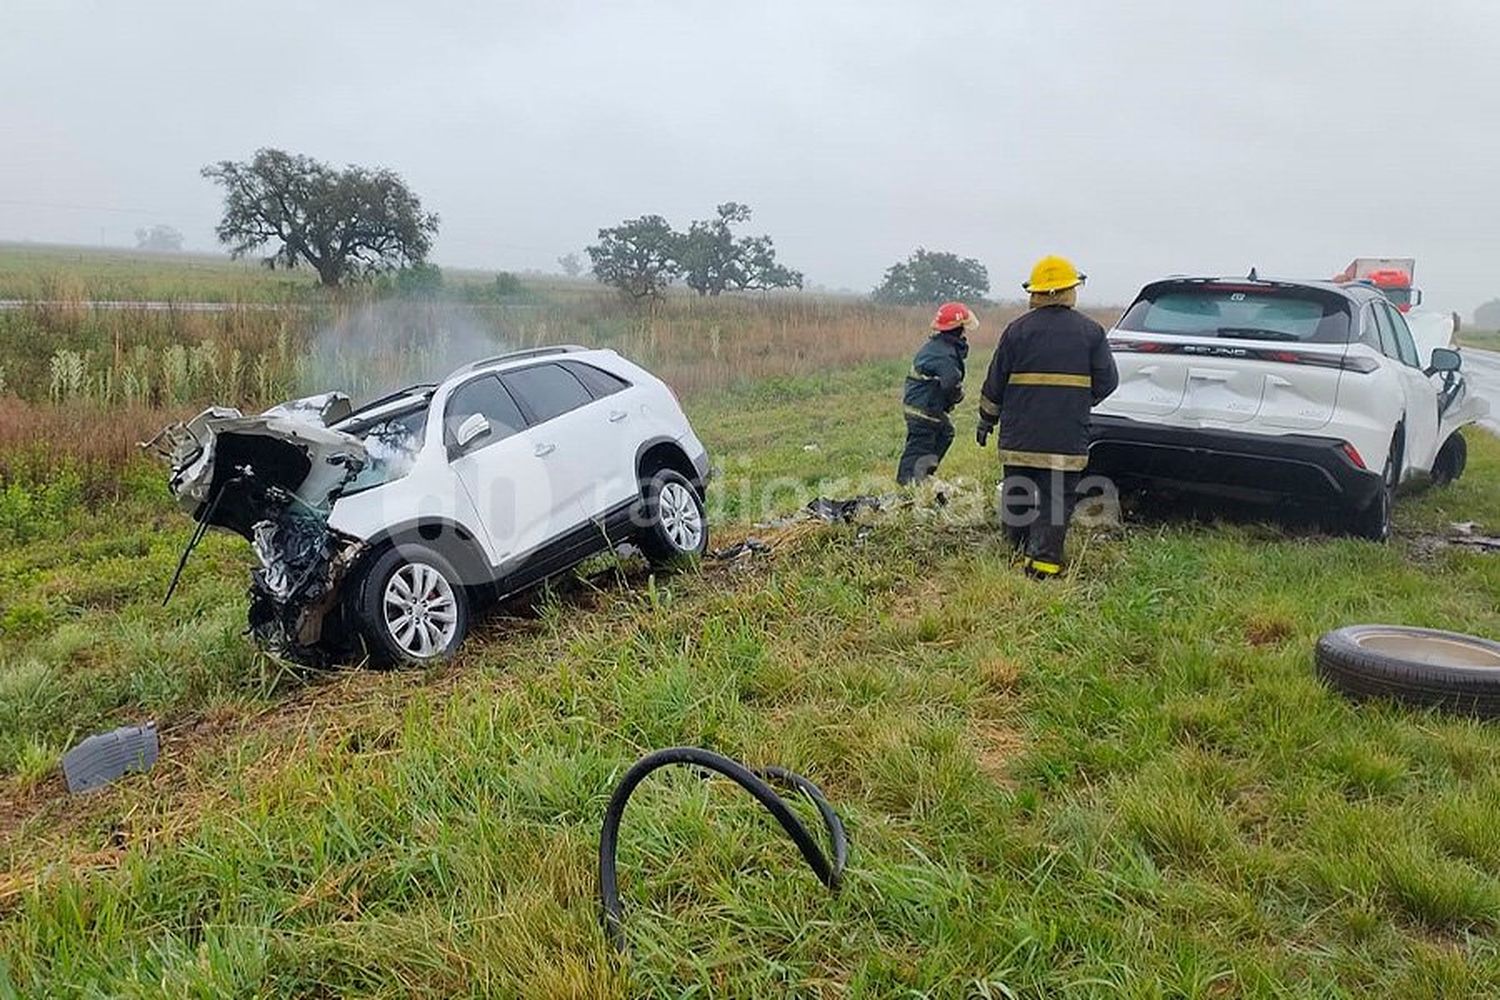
[[897, 301, 976, 485]]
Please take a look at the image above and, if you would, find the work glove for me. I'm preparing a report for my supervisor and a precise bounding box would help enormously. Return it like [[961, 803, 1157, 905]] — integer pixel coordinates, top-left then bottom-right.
[[976, 423, 992, 448]]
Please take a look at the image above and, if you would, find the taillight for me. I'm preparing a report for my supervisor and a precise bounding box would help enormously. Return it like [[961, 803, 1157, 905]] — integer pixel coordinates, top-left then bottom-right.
[[1339, 355, 1380, 373], [1341, 442, 1366, 469]]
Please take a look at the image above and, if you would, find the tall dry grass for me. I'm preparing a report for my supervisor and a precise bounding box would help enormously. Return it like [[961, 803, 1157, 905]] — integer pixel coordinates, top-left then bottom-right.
[[0, 398, 191, 500], [0, 287, 1119, 496]]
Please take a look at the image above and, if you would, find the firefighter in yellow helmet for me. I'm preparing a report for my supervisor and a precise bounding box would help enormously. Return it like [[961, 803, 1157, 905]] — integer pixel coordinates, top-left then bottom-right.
[[975, 256, 1118, 577]]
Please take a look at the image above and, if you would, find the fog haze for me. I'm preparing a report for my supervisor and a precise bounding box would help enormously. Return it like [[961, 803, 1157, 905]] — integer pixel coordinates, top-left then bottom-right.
[[3, 0, 1498, 312]]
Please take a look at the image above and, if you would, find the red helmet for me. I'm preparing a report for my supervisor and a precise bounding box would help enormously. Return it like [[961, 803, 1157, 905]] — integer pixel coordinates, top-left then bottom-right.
[[931, 301, 977, 332]]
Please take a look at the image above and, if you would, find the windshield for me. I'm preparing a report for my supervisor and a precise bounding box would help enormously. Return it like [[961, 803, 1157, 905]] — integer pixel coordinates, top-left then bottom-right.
[[1118, 286, 1352, 343], [341, 406, 428, 493]]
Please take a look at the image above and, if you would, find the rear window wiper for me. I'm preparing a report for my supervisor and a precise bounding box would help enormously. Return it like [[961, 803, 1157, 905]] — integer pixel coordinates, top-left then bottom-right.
[[1216, 327, 1300, 342]]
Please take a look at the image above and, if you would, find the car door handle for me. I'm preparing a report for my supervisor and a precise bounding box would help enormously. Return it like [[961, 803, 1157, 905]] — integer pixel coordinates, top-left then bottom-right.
[[534, 442, 556, 457], [608, 410, 628, 423]]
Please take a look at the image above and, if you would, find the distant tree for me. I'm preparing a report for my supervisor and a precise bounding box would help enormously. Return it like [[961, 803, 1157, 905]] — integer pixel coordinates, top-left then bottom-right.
[[134, 224, 183, 252], [1475, 298, 1500, 330], [393, 262, 444, 296], [872, 248, 990, 305], [587, 215, 682, 302], [737, 232, 804, 293], [556, 252, 583, 278], [493, 271, 525, 296], [201, 148, 439, 287], [678, 202, 802, 296]]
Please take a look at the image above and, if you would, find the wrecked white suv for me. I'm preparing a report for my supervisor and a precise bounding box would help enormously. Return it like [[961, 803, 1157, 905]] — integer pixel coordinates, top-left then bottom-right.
[[153, 346, 710, 665]]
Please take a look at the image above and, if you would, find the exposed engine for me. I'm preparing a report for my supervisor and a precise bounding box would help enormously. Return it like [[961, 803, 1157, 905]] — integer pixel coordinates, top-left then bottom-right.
[[246, 484, 367, 664]]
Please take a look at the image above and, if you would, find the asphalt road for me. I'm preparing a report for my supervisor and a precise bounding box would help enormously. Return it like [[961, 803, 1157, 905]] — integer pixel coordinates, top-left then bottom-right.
[[1465, 348, 1500, 433]]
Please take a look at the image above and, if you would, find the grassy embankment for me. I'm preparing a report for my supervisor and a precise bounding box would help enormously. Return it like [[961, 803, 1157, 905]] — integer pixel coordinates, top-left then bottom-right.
[[1459, 329, 1500, 352], [1, 248, 1499, 995]]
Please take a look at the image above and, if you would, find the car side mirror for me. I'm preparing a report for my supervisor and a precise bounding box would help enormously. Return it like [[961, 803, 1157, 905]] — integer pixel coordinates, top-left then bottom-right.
[[1425, 347, 1462, 377], [453, 413, 491, 452]]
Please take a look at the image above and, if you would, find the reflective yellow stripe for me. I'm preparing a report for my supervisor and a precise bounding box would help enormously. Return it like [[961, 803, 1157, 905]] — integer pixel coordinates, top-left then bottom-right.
[[903, 405, 946, 424], [908, 367, 938, 381], [1008, 372, 1092, 388], [998, 449, 1087, 471], [979, 395, 1001, 418], [1025, 558, 1062, 575]]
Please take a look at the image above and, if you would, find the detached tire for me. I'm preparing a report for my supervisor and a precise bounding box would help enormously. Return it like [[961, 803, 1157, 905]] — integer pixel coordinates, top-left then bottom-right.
[[637, 470, 708, 567], [351, 544, 470, 667], [1316, 625, 1500, 718]]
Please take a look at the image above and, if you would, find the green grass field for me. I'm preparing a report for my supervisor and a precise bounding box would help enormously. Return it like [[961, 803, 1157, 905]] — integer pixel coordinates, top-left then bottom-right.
[[1460, 329, 1500, 352], [3, 353, 1500, 997]]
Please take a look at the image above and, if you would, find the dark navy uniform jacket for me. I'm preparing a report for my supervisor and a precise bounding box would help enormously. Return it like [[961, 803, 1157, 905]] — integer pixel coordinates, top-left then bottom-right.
[[978, 306, 1118, 470], [903, 330, 968, 423]]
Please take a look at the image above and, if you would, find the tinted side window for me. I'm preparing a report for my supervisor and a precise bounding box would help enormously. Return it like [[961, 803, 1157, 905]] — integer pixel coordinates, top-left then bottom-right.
[[1371, 304, 1400, 359], [562, 360, 630, 399], [502, 363, 594, 424], [444, 374, 526, 449], [1385, 304, 1421, 368]]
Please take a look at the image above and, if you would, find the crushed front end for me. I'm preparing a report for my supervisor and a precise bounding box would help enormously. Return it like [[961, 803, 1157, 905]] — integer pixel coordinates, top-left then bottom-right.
[[147, 397, 370, 665], [246, 489, 367, 664]]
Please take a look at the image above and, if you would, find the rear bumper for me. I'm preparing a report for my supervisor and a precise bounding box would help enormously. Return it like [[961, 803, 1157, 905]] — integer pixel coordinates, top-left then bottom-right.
[[1087, 416, 1384, 508]]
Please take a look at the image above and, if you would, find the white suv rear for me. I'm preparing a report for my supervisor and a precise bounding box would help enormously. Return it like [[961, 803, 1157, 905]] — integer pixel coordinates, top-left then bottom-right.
[[1088, 276, 1487, 539], [158, 346, 710, 664]]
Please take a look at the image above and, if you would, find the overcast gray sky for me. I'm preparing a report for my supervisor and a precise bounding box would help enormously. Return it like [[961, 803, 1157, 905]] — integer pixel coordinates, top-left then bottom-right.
[[3, 0, 1498, 312]]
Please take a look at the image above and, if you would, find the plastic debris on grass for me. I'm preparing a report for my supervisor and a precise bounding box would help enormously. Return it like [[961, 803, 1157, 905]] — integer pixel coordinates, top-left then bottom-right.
[[62, 723, 159, 793]]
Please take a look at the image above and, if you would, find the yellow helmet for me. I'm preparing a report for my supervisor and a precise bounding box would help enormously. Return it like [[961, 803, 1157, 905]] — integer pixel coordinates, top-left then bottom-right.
[[1023, 255, 1086, 294]]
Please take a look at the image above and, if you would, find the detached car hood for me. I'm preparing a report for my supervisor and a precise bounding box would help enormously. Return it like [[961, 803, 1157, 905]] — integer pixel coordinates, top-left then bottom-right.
[[151, 398, 367, 538]]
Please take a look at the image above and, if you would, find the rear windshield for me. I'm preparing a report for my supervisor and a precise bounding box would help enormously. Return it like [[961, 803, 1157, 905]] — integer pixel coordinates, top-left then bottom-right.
[[1118, 286, 1352, 343]]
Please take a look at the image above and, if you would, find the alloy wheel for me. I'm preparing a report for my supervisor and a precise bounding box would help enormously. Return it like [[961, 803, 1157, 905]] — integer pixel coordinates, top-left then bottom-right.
[[382, 561, 459, 658], [657, 481, 704, 553]]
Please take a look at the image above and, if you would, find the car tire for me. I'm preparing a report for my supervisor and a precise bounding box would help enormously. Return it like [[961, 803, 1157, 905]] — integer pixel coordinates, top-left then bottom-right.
[[1349, 438, 1398, 542], [351, 544, 470, 667], [1316, 625, 1500, 718], [637, 470, 708, 566], [1431, 432, 1468, 487]]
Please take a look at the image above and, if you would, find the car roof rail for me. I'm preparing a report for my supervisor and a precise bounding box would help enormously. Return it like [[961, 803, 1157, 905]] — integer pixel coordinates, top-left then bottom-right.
[[343, 383, 438, 419], [446, 344, 589, 380]]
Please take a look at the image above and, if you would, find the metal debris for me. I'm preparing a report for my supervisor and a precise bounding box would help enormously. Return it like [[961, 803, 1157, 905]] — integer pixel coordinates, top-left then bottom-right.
[[710, 537, 773, 561], [62, 723, 159, 793], [805, 495, 888, 523]]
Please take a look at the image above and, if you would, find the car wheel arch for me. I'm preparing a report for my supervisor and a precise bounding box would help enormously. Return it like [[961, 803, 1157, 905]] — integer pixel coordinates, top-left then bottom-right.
[[636, 438, 702, 495], [357, 518, 494, 592]]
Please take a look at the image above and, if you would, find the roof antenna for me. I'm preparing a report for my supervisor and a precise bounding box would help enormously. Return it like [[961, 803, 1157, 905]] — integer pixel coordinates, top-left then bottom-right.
[[1248, 266, 1259, 281]]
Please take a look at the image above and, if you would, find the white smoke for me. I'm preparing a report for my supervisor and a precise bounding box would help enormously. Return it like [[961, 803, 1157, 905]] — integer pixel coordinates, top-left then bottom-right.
[[298, 300, 524, 404]]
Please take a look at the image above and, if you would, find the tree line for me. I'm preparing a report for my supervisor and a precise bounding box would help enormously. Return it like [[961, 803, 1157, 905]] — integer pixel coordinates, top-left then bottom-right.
[[199, 147, 992, 305], [585, 203, 803, 302]]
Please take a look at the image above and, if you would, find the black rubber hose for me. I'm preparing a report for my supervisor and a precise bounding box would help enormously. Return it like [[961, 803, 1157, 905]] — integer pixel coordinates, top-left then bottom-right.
[[757, 765, 848, 883], [598, 746, 847, 953]]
